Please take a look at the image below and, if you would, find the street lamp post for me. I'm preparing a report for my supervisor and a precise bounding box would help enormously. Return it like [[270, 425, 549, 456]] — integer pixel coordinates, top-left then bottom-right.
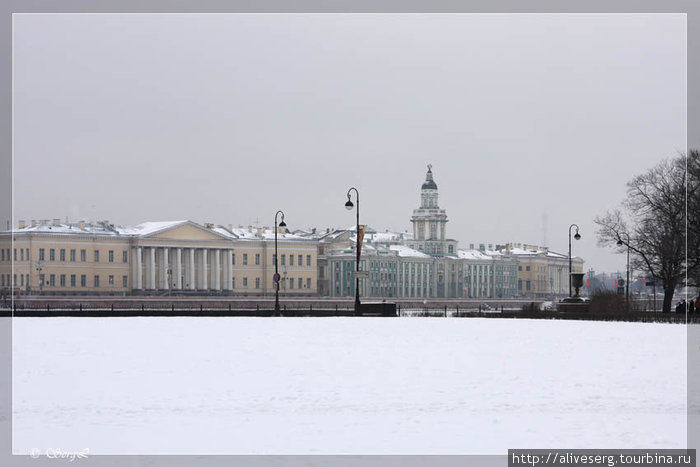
[[274, 210, 287, 315], [568, 224, 581, 297], [617, 233, 631, 305], [345, 187, 361, 314]]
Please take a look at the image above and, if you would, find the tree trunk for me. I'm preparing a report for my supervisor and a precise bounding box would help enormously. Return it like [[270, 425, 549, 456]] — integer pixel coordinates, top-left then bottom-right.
[[662, 284, 675, 313]]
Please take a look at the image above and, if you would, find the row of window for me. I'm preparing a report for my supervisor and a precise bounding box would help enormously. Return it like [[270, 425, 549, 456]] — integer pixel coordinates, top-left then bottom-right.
[[37, 248, 127, 263], [232, 277, 313, 290], [234, 253, 313, 267], [0, 247, 130, 264]]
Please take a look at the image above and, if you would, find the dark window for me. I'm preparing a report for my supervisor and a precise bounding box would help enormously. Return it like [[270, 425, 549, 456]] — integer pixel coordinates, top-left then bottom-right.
[[243, 254, 248, 265], [80, 275, 86, 287], [80, 249, 86, 262], [60, 249, 65, 261], [39, 249, 45, 261], [109, 251, 114, 263], [94, 275, 100, 287], [70, 249, 76, 262], [94, 250, 99, 262], [123, 251, 128, 263]]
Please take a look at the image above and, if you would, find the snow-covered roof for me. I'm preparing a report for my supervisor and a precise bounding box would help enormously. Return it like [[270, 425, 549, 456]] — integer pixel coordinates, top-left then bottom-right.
[[119, 220, 188, 236], [7, 220, 126, 236], [389, 245, 430, 258], [457, 249, 494, 260]]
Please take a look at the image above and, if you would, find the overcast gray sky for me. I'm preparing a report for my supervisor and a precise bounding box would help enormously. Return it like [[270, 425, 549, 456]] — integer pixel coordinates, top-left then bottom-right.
[[12, 13, 686, 274]]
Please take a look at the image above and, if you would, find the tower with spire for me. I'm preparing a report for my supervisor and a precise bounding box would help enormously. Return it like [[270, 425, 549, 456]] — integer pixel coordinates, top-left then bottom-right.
[[407, 165, 457, 256]]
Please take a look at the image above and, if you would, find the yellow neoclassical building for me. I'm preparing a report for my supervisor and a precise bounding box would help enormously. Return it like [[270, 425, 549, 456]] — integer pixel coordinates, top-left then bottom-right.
[[0, 219, 318, 296]]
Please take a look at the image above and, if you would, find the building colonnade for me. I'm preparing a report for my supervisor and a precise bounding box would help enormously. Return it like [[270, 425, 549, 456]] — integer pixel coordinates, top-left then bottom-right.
[[131, 246, 234, 291]]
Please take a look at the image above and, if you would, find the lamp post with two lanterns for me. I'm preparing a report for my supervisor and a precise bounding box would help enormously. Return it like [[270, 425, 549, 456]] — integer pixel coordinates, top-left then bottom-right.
[[344, 187, 361, 314], [273, 210, 287, 314]]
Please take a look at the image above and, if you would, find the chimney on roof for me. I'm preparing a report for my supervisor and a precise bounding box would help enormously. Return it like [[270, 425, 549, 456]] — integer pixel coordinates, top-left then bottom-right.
[[53, 219, 61, 227], [31, 220, 37, 227], [18, 220, 26, 229], [312, 228, 316, 234], [205, 223, 213, 229]]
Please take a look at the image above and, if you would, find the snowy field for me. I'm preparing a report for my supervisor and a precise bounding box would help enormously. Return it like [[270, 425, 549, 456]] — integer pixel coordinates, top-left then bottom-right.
[[12, 317, 687, 454]]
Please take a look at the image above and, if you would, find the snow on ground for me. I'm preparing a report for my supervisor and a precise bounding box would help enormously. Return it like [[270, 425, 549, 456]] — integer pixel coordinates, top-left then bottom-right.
[[12, 317, 687, 454]]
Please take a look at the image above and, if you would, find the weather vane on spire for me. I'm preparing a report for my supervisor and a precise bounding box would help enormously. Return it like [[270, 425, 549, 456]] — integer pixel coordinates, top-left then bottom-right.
[[428, 164, 432, 170]]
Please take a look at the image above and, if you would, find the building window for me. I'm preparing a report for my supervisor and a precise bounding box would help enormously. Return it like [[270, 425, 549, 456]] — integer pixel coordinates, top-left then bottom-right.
[[281, 255, 286, 266], [108, 275, 114, 286], [20, 249, 24, 261], [109, 250, 114, 263], [307, 278, 311, 289], [60, 249, 65, 262], [2, 275, 5, 286], [70, 249, 76, 262], [1, 249, 3, 261], [13, 274, 17, 286], [243, 277, 248, 288], [290, 255, 294, 266], [81, 249, 86, 262], [49, 274, 55, 287], [298, 255, 302, 267], [20, 274, 23, 286], [243, 254, 248, 265], [232, 254, 235, 265], [14, 249, 17, 261], [526, 280, 531, 291], [94, 250, 99, 262], [60, 274, 66, 287], [255, 254, 260, 265], [255, 277, 260, 289], [39, 248, 45, 261], [94, 275, 100, 287], [518, 265, 522, 271], [122, 276, 128, 288], [123, 251, 128, 263], [80, 275, 86, 287], [70, 274, 76, 288], [232, 277, 236, 289], [272, 254, 277, 266], [289, 278, 294, 289], [306, 255, 311, 266], [526, 266, 531, 271], [298, 278, 302, 289], [26, 248, 29, 260]]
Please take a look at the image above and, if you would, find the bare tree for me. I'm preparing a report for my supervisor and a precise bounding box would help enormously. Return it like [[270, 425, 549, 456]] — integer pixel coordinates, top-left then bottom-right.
[[595, 155, 687, 313]]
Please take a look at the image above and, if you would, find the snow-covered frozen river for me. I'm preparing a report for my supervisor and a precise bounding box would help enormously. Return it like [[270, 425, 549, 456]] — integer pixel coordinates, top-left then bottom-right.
[[12, 317, 687, 454]]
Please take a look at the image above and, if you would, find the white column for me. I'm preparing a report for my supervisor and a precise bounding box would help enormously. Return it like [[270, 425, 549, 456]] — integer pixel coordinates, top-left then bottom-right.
[[144, 247, 155, 290], [133, 247, 143, 290], [157, 248, 168, 289], [224, 250, 232, 291], [188, 249, 195, 290], [174, 248, 182, 290], [197, 249, 208, 290], [211, 249, 221, 290]]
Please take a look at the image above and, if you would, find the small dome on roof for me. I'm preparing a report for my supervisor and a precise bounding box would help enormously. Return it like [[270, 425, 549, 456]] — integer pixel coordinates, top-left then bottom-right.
[[421, 164, 437, 190]]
